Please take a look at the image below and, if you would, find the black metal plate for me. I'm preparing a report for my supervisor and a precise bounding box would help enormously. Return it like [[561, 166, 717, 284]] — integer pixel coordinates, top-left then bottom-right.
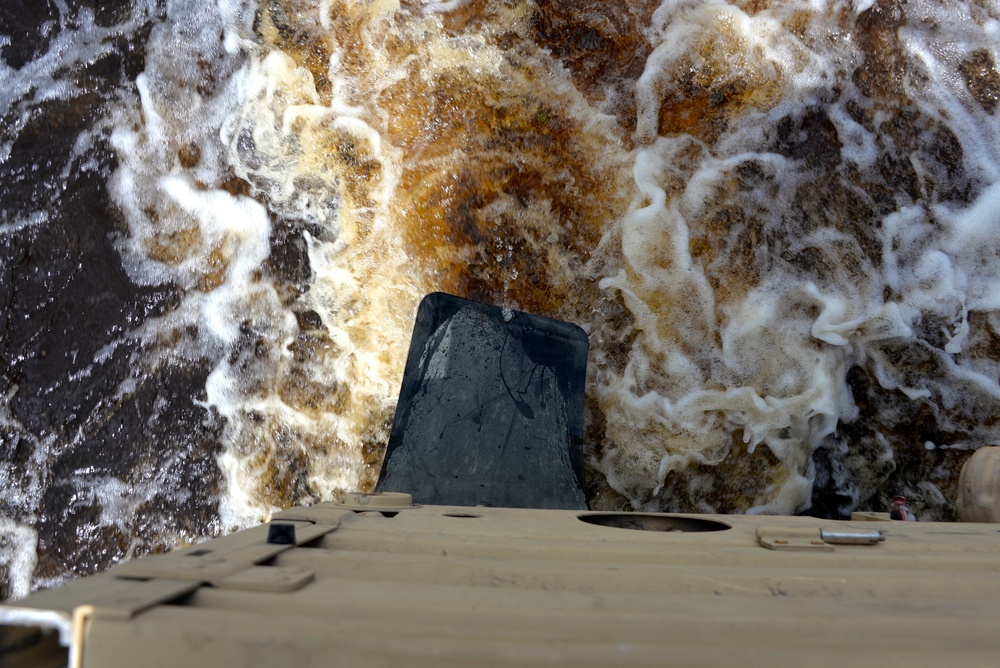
[[377, 293, 589, 509]]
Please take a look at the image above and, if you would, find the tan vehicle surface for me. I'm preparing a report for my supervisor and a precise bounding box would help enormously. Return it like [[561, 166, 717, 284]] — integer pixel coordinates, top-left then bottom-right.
[[3, 447, 1000, 668]]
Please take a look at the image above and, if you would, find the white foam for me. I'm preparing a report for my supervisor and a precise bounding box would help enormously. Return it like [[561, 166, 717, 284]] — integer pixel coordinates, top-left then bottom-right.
[[1, 3, 154, 117], [851, 0, 877, 14], [591, 0, 1000, 514], [100, 0, 299, 532], [419, 0, 473, 13], [9, 0, 998, 587], [0, 383, 51, 598], [0, 519, 39, 600], [828, 103, 879, 169]]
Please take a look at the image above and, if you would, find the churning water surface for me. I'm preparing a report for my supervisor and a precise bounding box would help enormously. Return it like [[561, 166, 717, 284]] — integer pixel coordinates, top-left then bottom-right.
[[2, 0, 1000, 599]]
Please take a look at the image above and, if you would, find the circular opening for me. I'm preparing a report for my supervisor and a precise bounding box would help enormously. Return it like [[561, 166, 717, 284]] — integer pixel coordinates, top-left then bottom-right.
[[579, 513, 730, 532], [442, 513, 482, 518]]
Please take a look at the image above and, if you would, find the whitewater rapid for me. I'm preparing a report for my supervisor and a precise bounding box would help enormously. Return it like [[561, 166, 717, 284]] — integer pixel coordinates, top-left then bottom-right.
[[2, 0, 1000, 597]]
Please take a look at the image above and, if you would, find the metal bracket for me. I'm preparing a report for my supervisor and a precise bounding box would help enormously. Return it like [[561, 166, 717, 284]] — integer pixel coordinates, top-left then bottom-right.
[[111, 521, 337, 593], [335, 492, 419, 512], [272, 502, 365, 523], [756, 527, 886, 551], [756, 527, 835, 551], [215, 566, 314, 593], [86, 579, 201, 620]]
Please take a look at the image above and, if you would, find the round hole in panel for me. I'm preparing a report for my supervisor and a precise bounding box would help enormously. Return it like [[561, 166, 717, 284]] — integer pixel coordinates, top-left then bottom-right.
[[578, 513, 730, 532]]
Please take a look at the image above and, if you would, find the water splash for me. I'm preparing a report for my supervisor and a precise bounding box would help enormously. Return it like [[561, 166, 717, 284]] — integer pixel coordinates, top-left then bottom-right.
[[590, 0, 1000, 516], [4, 0, 1000, 598], [114, 0, 635, 525]]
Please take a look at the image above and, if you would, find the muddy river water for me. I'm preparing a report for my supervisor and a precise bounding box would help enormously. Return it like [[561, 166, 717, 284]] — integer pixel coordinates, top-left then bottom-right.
[[2, 0, 1000, 599]]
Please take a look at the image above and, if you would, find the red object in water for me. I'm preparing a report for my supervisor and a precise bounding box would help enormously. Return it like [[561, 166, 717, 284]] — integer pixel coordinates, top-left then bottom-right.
[[891, 495, 912, 521]]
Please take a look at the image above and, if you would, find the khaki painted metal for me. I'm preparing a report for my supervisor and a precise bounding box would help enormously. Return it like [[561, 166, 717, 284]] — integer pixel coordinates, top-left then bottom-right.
[[3, 487, 1000, 668], [958, 446, 1000, 523]]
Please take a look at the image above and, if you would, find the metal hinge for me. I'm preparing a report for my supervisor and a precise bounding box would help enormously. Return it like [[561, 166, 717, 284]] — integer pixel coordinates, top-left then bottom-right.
[[80, 578, 202, 620], [110, 520, 338, 596], [756, 527, 885, 551]]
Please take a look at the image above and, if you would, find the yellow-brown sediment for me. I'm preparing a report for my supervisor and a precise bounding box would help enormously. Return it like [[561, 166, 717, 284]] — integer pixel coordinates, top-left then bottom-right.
[[226, 0, 636, 509]]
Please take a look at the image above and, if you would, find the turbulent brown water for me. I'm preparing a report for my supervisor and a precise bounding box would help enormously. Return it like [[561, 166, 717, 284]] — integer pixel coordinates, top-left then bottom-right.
[[2, 0, 1000, 599]]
